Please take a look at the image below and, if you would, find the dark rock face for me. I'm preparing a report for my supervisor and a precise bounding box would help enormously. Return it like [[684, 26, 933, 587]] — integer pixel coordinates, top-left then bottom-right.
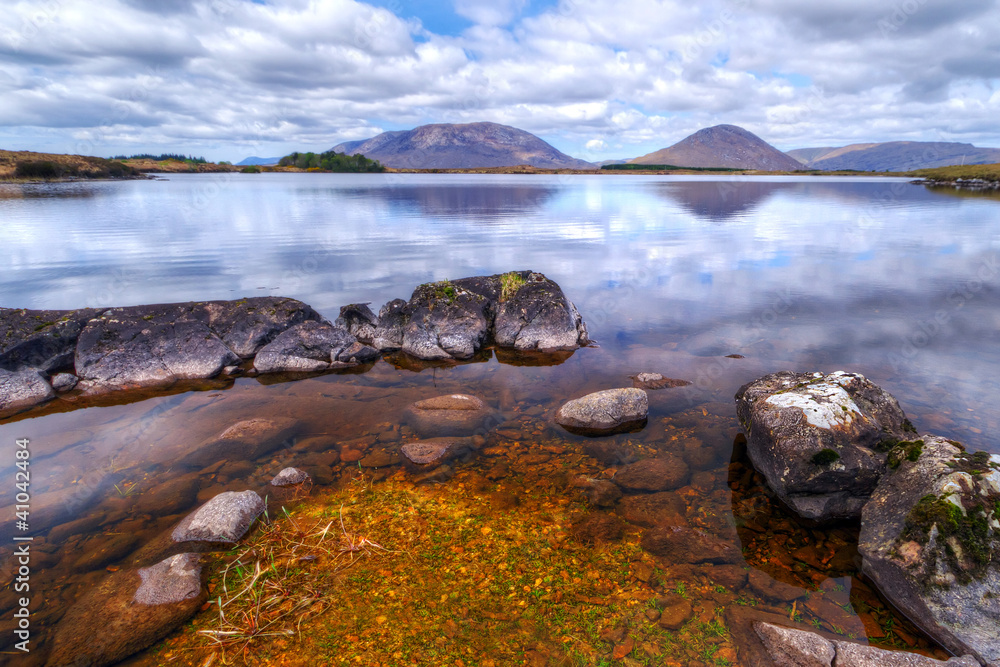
[[614, 454, 690, 492], [641, 525, 741, 564], [371, 271, 588, 361], [555, 388, 648, 436], [403, 394, 502, 438], [0, 307, 97, 373], [336, 303, 379, 344], [493, 272, 589, 351], [172, 490, 265, 544], [735, 371, 911, 522], [859, 435, 1000, 665], [253, 321, 377, 373], [202, 297, 323, 358], [46, 553, 206, 667]]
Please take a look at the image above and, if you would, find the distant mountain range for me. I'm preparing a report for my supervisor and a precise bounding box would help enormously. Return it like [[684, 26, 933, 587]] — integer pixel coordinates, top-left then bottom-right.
[[236, 156, 281, 166], [630, 124, 804, 171], [235, 122, 1000, 172], [329, 122, 595, 170], [786, 141, 1000, 171]]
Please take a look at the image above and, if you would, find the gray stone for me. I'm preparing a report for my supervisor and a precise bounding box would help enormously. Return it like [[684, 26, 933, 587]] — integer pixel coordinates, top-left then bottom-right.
[[403, 393, 502, 438], [614, 454, 689, 492], [860, 435, 1000, 665], [0, 307, 97, 373], [172, 490, 264, 543], [0, 367, 54, 412], [271, 467, 310, 486], [735, 370, 911, 521], [555, 388, 648, 436], [336, 303, 380, 344], [75, 303, 240, 391], [203, 296, 322, 358], [50, 372, 78, 391], [253, 320, 376, 373], [371, 299, 409, 352], [47, 553, 206, 667], [754, 621, 834, 667], [753, 622, 979, 667], [401, 279, 494, 360], [493, 271, 589, 351]]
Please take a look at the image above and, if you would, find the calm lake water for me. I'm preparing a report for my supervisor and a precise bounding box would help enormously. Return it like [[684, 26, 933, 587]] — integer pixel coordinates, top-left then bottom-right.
[[1, 173, 999, 663]]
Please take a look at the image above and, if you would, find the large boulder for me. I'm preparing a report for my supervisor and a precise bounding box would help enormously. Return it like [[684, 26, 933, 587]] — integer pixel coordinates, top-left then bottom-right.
[[860, 435, 1000, 665], [403, 394, 502, 437], [0, 368, 54, 413], [556, 388, 648, 436], [493, 271, 589, 351], [735, 371, 911, 521], [252, 320, 378, 373], [46, 553, 206, 667], [172, 490, 265, 544], [74, 303, 241, 392], [372, 271, 589, 361]]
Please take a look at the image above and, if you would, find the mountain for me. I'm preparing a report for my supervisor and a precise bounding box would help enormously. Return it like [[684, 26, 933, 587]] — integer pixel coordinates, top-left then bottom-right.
[[629, 124, 803, 171], [787, 141, 1000, 171], [329, 122, 595, 170], [236, 156, 281, 166]]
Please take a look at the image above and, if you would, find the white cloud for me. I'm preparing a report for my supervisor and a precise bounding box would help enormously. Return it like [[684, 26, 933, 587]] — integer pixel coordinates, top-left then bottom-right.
[[0, 0, 997, 161]]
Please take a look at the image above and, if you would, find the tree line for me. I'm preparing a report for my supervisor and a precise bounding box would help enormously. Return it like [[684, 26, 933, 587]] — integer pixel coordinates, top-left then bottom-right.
[[278, 150, 385, 172]]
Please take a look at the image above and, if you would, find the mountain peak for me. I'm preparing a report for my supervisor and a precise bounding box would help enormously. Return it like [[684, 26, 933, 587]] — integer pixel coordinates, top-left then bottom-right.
[[630, 124, 802, 171], [330, 122, 594, 170]]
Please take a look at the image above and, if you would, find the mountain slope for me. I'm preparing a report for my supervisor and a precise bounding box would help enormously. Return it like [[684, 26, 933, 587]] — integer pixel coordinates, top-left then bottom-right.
[[236, 156, 281, 166], [789, 141, 1000, 171], [329, 122, 595, 170], [630, 124, 803, 171]]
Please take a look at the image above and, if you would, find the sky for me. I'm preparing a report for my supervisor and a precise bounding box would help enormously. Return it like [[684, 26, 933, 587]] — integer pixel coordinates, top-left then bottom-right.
[[1, 0, 998, 163]]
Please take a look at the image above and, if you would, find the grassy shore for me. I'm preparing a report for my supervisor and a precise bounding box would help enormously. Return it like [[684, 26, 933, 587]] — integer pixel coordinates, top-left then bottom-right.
[[906, 163, 1000, 182], [0, 149, 141, 181]]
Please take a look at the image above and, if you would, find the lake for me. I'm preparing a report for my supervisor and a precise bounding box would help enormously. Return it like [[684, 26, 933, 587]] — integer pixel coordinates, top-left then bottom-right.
[[1, 173, 999, 663]]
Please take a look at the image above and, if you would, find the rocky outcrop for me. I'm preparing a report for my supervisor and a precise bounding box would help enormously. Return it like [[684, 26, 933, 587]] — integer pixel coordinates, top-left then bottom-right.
[[172, 490, 265, 544], [371, 271, 588, 360], [252, 321, 378, 373], [336, 303, 379, 344], [46, 553, 206, 667], [0, 367, 54, 411], [555, 388, 648, 436], [860, 436, 1000, 665], [753, 621, 978, 667], [403, 394, 502, 438], [735, 371, 911, 521]]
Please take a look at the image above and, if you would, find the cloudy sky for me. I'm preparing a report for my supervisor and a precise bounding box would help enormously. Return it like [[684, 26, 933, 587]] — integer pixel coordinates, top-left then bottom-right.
[[1, 0, 998, 162]]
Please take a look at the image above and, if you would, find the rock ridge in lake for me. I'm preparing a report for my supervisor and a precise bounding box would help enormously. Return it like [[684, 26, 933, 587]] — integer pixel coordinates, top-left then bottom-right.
[[0, 271, 589, 415]]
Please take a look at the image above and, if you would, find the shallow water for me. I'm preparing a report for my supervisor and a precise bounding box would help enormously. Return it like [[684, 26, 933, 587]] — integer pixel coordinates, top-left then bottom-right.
[[2, 174, 999, 662]]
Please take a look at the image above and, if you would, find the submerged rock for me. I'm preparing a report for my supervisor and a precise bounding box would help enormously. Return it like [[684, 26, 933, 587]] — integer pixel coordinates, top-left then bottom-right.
[[172, 490, 265, 544], [403, 393, 502, 438], [641, 525, 741, 564], [735, 370, 911, 521], [859, 435, 1000, 665], [630, 372, 691, 390], [555, 388, 648, 436], [401, 437, 479, 468], [253, 320, 378, 373], [46, 553, 206, 667], [614, 454, 689, 492], [271, 467, 310, 486], [572, 476, 622, 507], [180, 417, 300, 468]]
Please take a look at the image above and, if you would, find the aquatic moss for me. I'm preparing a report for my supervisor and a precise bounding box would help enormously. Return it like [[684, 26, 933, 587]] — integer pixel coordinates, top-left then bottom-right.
[[499, 272, 526, 302], [810, 449, 840, 466]]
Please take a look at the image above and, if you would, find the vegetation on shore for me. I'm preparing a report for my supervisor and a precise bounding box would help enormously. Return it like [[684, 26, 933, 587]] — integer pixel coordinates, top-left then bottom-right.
[[0, 150, 140, 181], [278, 150, 385, 172], [601, 163, 743, 173], [906, 163, 1000, 182]]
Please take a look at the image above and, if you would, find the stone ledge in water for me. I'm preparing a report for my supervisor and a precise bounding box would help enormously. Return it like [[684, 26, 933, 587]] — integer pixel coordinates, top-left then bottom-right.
[[630, 372, 691, 390], [860, 435, 1000, 665], [555, 388, 648, 436], [735, 370, 911, 522], [754, 621, 978, 667], [172, 490, 264, 543], [46, 553, 206, 667]]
